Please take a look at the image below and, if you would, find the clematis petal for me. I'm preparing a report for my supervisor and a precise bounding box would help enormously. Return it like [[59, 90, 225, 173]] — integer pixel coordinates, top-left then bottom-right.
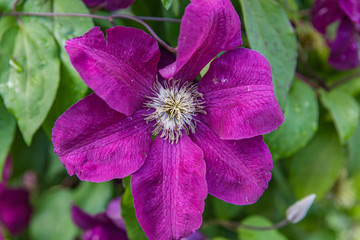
[[311, 0, 344, 34], [182, 231, 206, 240], [52, 94, 152, 182], [159, 0, 242, 83], [83, 0, 135, 11], [190, 121, 272, 205], [0, 188, 32, 235], [329, 17, 359, 70], [198, 48, 284, 140], [131, 135, 207, 240], [339, 0, 360, 22], [106, 197, 125, 229], [1, 156, 12, 184], [71, 204, 98, 230], [65, 26, 160, 116]]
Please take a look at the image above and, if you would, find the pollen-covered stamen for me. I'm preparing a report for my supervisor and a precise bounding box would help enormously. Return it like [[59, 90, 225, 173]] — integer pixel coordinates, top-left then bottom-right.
[[144, 79, 206, 144]]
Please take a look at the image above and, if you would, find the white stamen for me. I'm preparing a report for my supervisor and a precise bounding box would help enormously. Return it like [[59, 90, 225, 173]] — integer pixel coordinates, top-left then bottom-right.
[[144, 79, 206, 144]]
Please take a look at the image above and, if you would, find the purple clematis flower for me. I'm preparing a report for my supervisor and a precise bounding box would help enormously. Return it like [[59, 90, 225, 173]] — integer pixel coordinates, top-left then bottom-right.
[[0, 157, 32, 236], [52, 0, 284, 239], [71, 197, 128, 240], [311, 0, 360, 70], [83, 0, 134, 11]]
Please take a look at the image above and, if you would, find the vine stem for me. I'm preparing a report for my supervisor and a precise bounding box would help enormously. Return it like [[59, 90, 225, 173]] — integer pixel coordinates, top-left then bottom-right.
[[329, 70, 360, 90], [202, 219, 289, 232], [1, 11, 179, 52], [295, 72, 319, 90], [12, 0, 22, 26]]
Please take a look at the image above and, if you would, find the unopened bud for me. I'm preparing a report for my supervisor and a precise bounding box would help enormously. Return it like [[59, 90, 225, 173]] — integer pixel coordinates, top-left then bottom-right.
[[286, 194, 316, 223]]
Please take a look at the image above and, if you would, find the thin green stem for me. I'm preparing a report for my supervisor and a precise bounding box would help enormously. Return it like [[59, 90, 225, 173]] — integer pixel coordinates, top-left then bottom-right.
[[2, 11, 179, 52]]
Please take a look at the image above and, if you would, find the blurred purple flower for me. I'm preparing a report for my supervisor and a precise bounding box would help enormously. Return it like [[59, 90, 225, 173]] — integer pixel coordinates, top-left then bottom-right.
[[0, 157, 32, 236], [82, 0, 135, 11], [71, 197, 128, 240], [52, 0, 283, 239], [311, 0, 360, 70], [182, 231, 206, 240]]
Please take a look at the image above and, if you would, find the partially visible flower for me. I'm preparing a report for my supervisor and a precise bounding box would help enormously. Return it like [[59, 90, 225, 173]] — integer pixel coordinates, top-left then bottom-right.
[[0, 157, 32, 236], [311, 0, 360, 70], [71, 197, 128, 240], [182, 231, 206, 240], [53, 0, 284, 239], [82, 0, 135, 11]]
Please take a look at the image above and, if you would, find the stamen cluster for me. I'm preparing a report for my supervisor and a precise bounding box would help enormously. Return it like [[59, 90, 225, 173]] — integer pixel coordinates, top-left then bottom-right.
[[144, 80, 206, 143]]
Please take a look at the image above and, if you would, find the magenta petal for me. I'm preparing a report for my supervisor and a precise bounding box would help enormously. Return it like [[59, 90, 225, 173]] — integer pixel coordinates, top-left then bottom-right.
[[52, 94, 152, 182], [106, 197, 125, 229], [190, 121, 272, 205], [0, 188, 32, 235], [1, 156, 12, 184], [65, 26, 160, 116], [339, 0, 360, 22], [71, 204, 98, 230], [311, 0, 344, 34], [183, 231, 206, 240], [160, 0, 242, 82], [198, 48, 284, 140], [329, 17, 359, 70], [131, 135, 207, 240], [83, 0, 135, 11]]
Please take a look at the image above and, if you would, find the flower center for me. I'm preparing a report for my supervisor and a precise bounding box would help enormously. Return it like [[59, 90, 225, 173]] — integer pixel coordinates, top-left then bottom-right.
[[144, 79, 206, 143]]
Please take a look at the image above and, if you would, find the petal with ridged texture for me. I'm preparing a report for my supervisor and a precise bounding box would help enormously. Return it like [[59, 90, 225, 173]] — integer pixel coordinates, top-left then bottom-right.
[[199, 48, 284, 140], [190, 121, 272, 205], [159, 0, 242, 83], [65, 26, 160, 116], [52, 94, 152, 182], [131, 135, 207, 240]]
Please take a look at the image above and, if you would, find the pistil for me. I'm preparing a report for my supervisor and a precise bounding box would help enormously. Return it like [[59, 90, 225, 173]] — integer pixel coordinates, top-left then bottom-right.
[[144, 79, 206, 143]]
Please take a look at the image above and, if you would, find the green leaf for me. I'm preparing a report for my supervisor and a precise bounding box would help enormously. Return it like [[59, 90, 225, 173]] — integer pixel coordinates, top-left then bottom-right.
[[10, 129, 49, 182], [42, 0, 92, 137], [240, 0, 297, 109], [348, 122, 360, 175], [121, 176, 147, 240], [320, 89, 360, 144], [0, 98, 16, 179], [72, 181, 113, 214], [30, 187, 77, 240], [237, 216, 287, 240], [0, 21, 60, 145], [161, 0, 174, 10], [329, 68, 360, 96], [210, 195, 243, 220], [289, 128, 345, 199], [265, 79, 318, 159], [0, 97, 16, 179], [0, 0, 12, 12], [44, 146, 67, 186]]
